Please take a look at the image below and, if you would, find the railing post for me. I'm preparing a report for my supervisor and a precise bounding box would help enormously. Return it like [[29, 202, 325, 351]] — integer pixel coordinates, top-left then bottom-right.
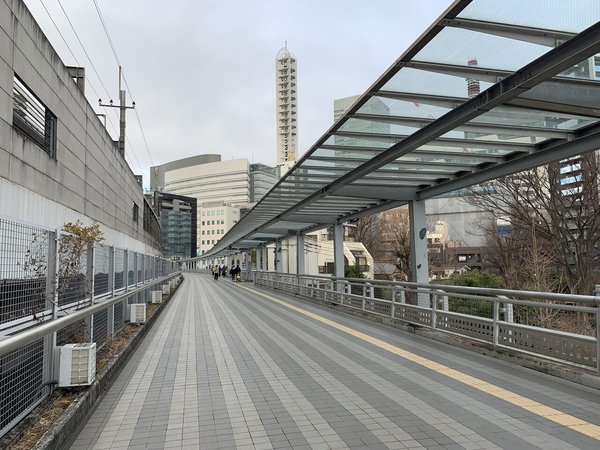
[[596, 305, 600, 372], [391, 288, 396, 319], [362, 284, 366, 311], [431, 290, 437, 330], [493, 299, 500, 350]]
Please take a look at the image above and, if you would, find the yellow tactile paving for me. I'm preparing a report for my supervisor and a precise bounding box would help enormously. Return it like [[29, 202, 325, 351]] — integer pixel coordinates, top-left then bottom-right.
[[238, 283, 600, 441]]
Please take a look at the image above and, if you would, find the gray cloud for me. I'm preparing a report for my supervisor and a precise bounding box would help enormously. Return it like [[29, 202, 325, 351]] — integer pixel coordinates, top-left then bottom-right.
[[23, 0, 453, 185]]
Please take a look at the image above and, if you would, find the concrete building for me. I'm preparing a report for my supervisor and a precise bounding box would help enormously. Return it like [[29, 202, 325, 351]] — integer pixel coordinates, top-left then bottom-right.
[[198, 201, 240, 255], [312, 227, 374, 279], [1, 0, 160, 252], [275, 44, 298, 175], [150, 155, 250, 207], [151, 155, 278, 255], [151, 192, 197, 259]]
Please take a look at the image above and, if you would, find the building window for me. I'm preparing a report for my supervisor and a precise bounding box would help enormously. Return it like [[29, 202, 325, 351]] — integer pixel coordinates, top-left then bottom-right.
[[133, 203, 139, 222], [12, 75, 57, 157], [202, 221, 205, 225], [202, 240, 205, 245]]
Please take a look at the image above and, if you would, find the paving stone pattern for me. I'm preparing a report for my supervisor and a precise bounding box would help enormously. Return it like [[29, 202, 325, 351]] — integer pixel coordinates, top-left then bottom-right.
[[69, 273, 600, 449]]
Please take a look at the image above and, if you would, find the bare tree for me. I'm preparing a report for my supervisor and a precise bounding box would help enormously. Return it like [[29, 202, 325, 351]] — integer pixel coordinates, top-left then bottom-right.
[[378, 207, 412, 281], [353, 214, 383, 260], [467, 151, 600, 295]]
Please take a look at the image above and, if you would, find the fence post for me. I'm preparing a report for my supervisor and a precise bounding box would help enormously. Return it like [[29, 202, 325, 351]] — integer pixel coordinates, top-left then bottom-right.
[[122, 249, 129, 333], [84, 242, 95, 342], [43, 229, 59, 391], [124, 249, 129, 292], [107, 247, 115, 340]]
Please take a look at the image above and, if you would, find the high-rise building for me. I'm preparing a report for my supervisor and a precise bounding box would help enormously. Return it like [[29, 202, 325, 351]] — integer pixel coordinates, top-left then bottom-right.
[[275, 43, 298, 175], [150, 155, 250, 254], [333, 95, 390, 157], [151, 155, 250, 207], [151, 192, 197, 259]]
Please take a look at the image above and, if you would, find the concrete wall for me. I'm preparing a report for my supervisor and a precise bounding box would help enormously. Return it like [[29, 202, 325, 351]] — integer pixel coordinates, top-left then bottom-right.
[[1, 0, 158, 253], [426, 196, 491, 247]]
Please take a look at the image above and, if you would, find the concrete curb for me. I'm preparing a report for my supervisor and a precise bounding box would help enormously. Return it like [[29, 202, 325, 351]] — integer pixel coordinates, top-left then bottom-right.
[[256, 283, 600, 391], [30, 278, 183, 450]]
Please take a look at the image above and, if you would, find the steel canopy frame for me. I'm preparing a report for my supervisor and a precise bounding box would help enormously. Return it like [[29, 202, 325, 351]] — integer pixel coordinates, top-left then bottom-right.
[[193, 0, 600, 262]]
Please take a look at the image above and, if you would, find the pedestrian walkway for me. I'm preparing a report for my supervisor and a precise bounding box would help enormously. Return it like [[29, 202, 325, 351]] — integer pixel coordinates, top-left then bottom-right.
[[69, 273, 600, 449]]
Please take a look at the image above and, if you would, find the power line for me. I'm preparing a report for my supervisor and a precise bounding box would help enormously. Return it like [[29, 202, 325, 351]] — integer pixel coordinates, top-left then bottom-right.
[[36, 0, 121, 140], [92, 1, 155, 167], [92, 0, 120, 66], [56, 0, 112, 99], [37, 0, 80, 65]]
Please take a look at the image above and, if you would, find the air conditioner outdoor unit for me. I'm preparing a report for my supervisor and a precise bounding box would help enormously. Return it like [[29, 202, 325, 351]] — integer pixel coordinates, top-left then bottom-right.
[[129, 303, 146, 323], [58, 343, 97, 387], [162, 284, 170, 295], [151, 291, 162, 304]]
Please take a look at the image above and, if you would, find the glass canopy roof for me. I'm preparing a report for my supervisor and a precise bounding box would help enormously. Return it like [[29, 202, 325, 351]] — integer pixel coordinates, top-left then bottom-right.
[[199, 0, 600, 260]]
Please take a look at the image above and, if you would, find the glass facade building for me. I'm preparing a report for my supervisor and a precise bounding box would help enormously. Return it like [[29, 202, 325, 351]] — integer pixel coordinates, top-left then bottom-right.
[[153, 192, 197, 259]]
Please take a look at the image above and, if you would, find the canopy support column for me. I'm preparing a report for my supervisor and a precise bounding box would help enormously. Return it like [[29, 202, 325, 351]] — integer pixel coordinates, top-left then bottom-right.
[[409, 200, 429, 307], [297, 233, 305, 275], [275, 240, 283, 273], [333, 224, 345, 279]]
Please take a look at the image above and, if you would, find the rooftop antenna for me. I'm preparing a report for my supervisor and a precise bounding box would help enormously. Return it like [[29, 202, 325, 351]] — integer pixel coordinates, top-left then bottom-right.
[[285, 40, 287, 48]]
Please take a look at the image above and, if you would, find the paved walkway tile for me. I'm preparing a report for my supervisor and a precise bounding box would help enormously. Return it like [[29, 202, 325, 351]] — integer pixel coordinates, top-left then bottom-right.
[[68, 273, 600, 449]]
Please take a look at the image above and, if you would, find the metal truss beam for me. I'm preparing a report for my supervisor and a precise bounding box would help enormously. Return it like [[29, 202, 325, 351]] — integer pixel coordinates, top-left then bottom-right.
[[353, 112, 570, 139], [419, 130, 600, 199], [442, 17, 575, 47]]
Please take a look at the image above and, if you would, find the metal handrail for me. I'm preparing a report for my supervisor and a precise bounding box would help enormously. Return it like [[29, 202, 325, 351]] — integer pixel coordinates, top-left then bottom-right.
[[253, 271, 600, 372], [0, 274, 178, 358]]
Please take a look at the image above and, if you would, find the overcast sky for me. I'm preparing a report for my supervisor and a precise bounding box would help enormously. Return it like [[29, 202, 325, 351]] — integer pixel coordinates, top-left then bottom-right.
[[23, 0, 454, 186]]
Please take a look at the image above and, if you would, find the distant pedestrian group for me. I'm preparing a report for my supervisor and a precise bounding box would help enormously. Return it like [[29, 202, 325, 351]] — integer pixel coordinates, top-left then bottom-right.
[[212, 264, 235, 281], [230, 264, 241, 281]]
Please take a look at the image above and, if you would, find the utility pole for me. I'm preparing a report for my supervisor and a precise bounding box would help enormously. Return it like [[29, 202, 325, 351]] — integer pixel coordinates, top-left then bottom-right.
[[99, 66, 135, 157]]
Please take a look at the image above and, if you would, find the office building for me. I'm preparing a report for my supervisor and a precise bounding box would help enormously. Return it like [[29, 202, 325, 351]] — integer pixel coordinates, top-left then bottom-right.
[[152, 192, 197, 259], [198, 201, 241, 255]]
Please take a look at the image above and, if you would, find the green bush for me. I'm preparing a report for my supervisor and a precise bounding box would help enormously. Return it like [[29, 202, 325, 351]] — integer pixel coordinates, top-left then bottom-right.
[[447, 271, 504, 288], [445, 271, 503, 318]]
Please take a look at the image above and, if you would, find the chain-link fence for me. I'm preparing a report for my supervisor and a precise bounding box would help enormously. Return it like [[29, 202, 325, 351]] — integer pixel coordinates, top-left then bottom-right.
[[0, 217, 181, 438]]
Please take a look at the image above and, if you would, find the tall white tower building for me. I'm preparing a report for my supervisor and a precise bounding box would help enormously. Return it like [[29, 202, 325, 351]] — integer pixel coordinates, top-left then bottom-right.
[[275, 43, 298, 175]]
